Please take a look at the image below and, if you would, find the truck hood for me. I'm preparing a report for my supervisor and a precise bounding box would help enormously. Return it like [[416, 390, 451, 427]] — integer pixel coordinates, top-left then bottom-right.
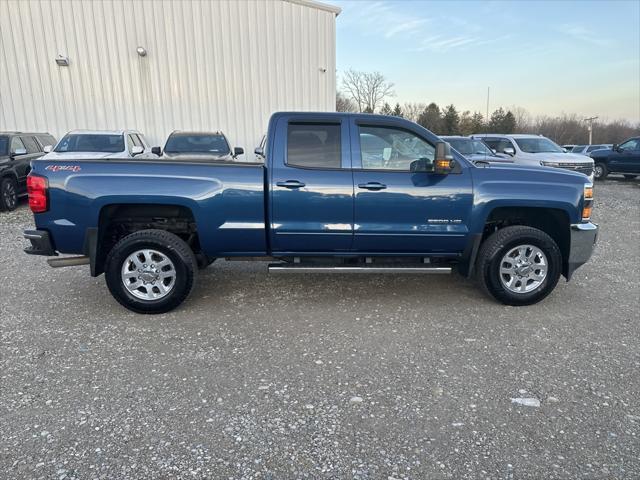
[[475, 161, 590, 180], [42, 151, 122, 160], [517, 151, 592, 164]]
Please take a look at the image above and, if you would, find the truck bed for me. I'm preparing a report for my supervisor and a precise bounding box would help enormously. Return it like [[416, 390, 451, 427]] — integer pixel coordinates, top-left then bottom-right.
[[30, 158, 268, 256]]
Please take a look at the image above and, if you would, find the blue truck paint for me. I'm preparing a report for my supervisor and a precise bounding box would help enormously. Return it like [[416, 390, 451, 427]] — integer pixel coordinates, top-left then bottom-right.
[[25, 112, 598, 311]]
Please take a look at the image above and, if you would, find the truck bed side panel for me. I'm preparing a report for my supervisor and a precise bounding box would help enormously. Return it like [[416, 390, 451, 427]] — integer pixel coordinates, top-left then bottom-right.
[[30, 160, 267, 256]]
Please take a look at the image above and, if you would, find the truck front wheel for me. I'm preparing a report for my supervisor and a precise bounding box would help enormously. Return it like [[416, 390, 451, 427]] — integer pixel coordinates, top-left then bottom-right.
[[104, 229, 198, 314], [475, 226, 562, 306]]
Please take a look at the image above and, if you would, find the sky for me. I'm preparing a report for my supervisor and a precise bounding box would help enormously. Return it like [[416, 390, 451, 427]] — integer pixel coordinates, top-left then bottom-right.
[[333, 0, 640, 123]]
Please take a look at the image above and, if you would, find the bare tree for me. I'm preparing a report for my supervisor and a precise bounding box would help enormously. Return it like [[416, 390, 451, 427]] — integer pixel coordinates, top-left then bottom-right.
[[341, 69, 394, 113], [336, 92, 356, 112], [402, 102, 426, 123]]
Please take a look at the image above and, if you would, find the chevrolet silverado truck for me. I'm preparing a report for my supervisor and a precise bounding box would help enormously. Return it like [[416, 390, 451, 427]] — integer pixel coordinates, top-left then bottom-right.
[[24, 112, 598, 314]]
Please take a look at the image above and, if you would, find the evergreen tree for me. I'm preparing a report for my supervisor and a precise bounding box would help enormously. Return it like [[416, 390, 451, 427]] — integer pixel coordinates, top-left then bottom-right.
[[380, 102, 393, 115], [503, 111, 516, 134], [470, 112, 485, 133], [442, 104, 460, 135], [417, 103, 442, 133], [392, 103, 403, 117], [459, 111, 473, 136], [489, 108, 507, 132]]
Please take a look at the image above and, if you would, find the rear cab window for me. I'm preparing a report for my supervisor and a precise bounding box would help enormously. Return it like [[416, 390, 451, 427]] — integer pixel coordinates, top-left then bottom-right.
[[286, 123, 341, 169]]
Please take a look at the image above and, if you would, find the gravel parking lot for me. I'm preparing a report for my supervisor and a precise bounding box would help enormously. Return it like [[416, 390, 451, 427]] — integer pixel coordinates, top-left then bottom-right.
[[1, 178, 638, 479]]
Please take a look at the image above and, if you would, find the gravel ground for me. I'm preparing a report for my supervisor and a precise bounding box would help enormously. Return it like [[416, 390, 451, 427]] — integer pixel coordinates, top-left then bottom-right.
[[1, 178, 639, 480]]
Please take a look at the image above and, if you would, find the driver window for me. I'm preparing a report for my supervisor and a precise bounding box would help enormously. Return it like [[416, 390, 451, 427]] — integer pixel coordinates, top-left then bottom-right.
[[359, 125, 435, 171], [619, 139, 638, 151]]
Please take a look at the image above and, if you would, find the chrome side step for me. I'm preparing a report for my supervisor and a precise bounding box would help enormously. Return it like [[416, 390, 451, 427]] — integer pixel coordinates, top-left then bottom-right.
[[47, 256, 90, 268], [268, 264, 451, 274]]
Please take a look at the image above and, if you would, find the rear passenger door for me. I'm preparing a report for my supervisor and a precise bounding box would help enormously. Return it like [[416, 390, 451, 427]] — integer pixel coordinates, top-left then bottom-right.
[[269, 116, 354, 253]]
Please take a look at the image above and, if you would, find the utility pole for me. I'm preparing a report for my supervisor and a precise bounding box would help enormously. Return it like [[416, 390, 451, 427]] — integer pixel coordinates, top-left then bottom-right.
[[486, 87, 490, 133], [584, 116, 598, 145]]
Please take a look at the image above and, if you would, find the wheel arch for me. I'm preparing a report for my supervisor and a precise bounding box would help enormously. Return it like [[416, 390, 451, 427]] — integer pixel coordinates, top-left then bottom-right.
[[463, 206, 571, 278], [89, 203, 200, 276]]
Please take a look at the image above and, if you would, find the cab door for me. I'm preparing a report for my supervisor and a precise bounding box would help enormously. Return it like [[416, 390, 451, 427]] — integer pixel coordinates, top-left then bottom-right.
[[610, 138, 640, 173], [269, 116, 354, 253], [350, 120, 473, 254]]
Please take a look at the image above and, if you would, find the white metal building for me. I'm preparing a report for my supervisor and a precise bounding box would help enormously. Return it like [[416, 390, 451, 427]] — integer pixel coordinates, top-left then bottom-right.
[[0, 0, 339, 156]]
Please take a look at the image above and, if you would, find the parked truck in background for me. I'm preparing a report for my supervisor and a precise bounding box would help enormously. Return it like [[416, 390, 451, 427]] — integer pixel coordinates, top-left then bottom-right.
[[24, 112, 597, 313]]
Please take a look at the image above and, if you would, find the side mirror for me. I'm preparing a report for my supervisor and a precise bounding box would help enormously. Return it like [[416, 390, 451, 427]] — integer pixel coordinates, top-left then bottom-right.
[[254, 147, 264, 157], [612, 144, 620, 152], [434, 141, 454, 175], [491, 148, 497, 154], [233, 147, 244, 157], [131, 145, 144, 156], [12, 147, 27, 157], [151, 146, 162, 156], [43, 145, 53, 153], [503, 146, 515, 156], [409, 158, 434, 173], [562, 148, 568, 153]]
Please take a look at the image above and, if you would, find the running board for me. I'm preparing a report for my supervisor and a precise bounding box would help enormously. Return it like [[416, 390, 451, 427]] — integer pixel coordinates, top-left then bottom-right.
[[47, 256, 90, 268], [268, 264, 452, 274]]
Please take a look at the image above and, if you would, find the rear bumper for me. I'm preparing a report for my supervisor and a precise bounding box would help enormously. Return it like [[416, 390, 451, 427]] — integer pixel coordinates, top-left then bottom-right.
[[566, 222, 598, 280], [23, 230, 57, 256]]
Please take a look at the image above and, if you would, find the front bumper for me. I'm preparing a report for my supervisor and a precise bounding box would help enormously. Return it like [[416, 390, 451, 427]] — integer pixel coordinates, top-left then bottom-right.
[[24, 229, 57, 256], [566, 222, 598, 280]]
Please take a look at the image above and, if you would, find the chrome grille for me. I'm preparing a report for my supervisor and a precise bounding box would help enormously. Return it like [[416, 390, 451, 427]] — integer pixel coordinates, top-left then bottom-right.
[[556, 163, 593, 176]]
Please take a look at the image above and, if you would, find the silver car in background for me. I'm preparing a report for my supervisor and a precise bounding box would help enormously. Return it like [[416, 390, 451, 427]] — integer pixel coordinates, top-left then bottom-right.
[[42, 130, 155, 159], [471, 133, 594, 181]]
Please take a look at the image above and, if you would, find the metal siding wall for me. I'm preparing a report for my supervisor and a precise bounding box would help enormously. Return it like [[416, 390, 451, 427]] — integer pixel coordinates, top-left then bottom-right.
[[0, 0, 337, 156]]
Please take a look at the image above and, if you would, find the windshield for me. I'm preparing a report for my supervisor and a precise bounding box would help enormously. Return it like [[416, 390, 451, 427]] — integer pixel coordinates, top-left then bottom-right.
[[515, 137, 563, 153], [55, 134, 124, 153], [164, 134, 230, 155], [0, 136, 8, 156], [447, 138, 492, 156]]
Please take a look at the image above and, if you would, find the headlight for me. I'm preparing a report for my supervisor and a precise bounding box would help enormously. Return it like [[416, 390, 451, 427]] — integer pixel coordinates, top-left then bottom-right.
[[541, 161, 561, 167], [582, 183, 593, 221]]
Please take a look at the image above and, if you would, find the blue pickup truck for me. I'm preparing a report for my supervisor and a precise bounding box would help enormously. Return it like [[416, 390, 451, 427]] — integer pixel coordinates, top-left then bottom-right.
[[24, 112, 598, 313]]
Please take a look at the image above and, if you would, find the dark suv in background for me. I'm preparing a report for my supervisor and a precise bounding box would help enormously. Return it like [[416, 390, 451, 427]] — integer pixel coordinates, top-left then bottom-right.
[[0, 132, 57, 211]]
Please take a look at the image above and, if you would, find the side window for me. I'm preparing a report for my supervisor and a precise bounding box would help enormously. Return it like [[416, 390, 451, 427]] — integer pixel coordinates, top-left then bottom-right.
[[359, 125, 435, 171], [126, 135, 135, 153], [286, 123, 341, 169], [35, 135, 56, 150], [10, 136, 26, 154], [20, 136, 40, 154], [135, 134, 146, 148], [619, 139, 639, 151], [586, 145, 602, 153]]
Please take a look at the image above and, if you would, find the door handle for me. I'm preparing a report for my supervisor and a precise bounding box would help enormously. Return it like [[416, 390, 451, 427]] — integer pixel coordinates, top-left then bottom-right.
[[358, 182, 387, 190], [276, 180, 306, 189]]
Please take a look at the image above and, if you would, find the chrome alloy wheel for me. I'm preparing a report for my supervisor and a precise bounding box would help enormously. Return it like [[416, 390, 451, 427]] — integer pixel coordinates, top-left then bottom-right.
[[121, 249, 176, 300], [594, 164, 604, 179], [499, 244, 548, 294]]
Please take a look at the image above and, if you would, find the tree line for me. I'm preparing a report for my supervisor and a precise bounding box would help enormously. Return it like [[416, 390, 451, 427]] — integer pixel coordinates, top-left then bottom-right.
[[337, 69, 640, 145]]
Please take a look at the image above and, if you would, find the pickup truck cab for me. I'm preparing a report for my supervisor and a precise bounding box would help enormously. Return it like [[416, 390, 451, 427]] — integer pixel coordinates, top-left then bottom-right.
[[24, 112, 598, 313], [590, 137, 640, 180]]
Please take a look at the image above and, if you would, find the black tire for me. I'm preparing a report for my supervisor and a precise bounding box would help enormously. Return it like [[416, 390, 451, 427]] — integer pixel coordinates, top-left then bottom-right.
[[593, 163, 608, 180], [0, 177, 18, 211], [623, 174, 637, 180], [104, 229, 198, 314], [475, 226, 562, 306]]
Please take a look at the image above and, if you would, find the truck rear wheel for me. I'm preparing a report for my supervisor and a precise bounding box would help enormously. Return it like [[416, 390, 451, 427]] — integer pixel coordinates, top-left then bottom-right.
[[104, 229, 198, 314], [475, 226, 562, 306]]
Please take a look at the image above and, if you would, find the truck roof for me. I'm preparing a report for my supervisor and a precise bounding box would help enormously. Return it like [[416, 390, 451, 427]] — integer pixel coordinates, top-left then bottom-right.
[[65, 129, 141, 136]]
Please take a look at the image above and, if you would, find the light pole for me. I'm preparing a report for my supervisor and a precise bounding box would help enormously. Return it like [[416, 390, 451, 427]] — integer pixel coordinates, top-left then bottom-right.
[[584, 116, 598, 145]]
